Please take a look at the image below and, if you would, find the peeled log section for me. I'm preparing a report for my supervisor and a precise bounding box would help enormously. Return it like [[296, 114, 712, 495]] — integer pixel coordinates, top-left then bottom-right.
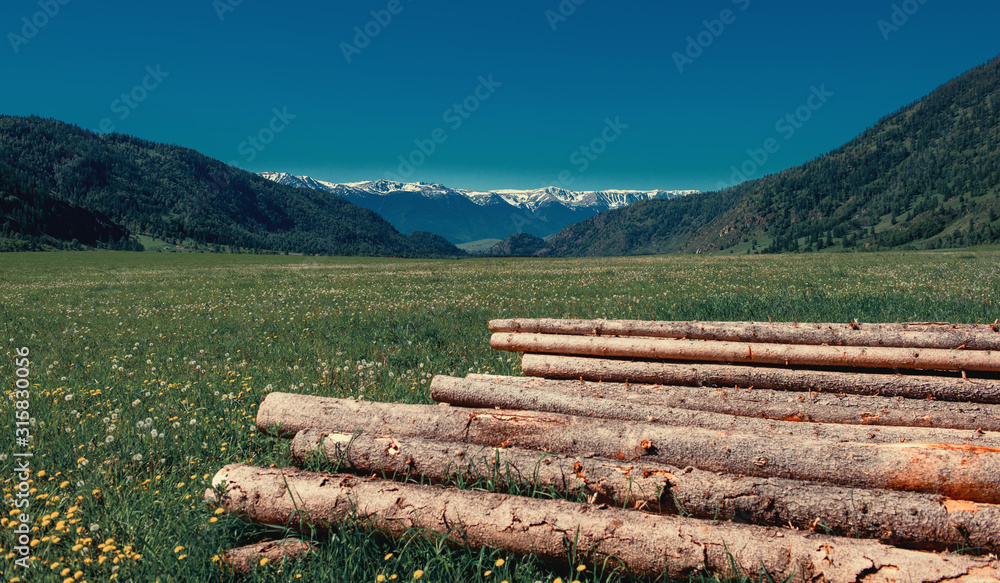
[[521, 354, 1000, 403], [491, 333, 1000, 372], [490, 318, 1000, 351], [206, 464, 1000, 582], [430, 375, 1000, 447], [257, 393, 1000, 503], [289, 430, 670, 509], [288, 429, 1000, 553], [221, 539, 315, 574], [458, 374, 1000, 433]]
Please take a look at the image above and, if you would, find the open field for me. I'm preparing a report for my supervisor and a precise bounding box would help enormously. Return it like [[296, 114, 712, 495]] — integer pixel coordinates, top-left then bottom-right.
[[1, 251, 998, 583]]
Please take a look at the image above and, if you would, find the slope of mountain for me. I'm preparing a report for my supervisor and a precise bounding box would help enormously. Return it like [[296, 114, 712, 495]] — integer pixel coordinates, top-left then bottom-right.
[[481, 232, 548, 257], [0, 116, 464, 256], [260, 172, 697, 243], [542, 55, 1000, 256]]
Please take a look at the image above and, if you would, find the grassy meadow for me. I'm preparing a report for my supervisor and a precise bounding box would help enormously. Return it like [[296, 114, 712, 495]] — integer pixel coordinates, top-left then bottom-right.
[[1, 250, 998, 583]]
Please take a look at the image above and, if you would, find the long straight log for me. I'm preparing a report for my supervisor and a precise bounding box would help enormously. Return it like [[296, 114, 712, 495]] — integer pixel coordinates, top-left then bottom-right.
[[206, 464, 1000, 582], [491, 333, 1000, 372], [287, 428, 1000, 553], [521, 353, 1000, 402], [430, 375, 1000, 447], [490, 318, 1000, 351], [461, 374, 1000, 433], [256, 393, 1000, 503], [289, 430, 670, 509]]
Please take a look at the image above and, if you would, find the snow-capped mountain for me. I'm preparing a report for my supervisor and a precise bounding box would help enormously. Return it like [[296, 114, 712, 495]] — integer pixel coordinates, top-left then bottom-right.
[[258, 172, 697, 244]]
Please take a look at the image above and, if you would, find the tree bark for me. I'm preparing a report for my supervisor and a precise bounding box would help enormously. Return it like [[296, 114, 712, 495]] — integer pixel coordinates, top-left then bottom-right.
[[491, 333, 1000, 373], [520, 353, 1000, 403], [206, 464, 1000, 582], [257, 393, 1000, 503], [286, 429, 1000, 553], [220, 539, 315, 574], [289, 430, 671, 510], [489, 318, 1000, 351], [455, 374, 1000, 433]]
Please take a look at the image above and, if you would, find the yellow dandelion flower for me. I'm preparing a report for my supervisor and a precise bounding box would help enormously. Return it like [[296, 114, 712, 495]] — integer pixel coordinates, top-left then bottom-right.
[[377, 576, 386, 582], [495, 558, 504, 567], [413, 570, 424, 579], [176, 483, 185, 488], [208, 517, 218, 523], [577, 564, 586, 572], [484, 571, 492, 577], [214, 508, 225, 515], [259, 557, 268, 566], [174, 545, 184, 553], [384, 553, 393, 561], [178, 554, 187, 560]]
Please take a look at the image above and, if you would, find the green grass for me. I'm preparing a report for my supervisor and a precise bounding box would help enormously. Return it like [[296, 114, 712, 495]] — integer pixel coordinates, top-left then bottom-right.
[[1, 250, 998, 583]]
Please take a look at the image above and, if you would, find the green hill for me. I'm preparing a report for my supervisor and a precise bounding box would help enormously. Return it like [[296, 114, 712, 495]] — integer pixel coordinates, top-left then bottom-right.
[[0, 116, 464, 257], [542, 55, 1000, 256]]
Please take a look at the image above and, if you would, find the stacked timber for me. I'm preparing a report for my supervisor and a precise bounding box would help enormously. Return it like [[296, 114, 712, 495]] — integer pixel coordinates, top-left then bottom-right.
[[207, 319, 1000, 582]]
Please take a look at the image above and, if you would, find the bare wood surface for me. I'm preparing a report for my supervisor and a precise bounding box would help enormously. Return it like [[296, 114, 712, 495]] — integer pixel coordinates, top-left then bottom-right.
[[430, 375, 1000, 447], [288, 429, 1000, 553], [460, 373, 1000, 433], [491, 333, 1000, 372], [220, 539, 315, 574], [257, 393, 1000, 502], [489, 318, 1000, 351], [520, 353, 1000, 402], [289, 429, 670, 509], [206, 464, 1000, 582]]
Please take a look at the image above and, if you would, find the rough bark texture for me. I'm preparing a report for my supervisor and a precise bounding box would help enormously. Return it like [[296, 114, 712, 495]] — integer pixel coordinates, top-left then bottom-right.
[[452, 374, 1000, 433], [257, 393, 1000, 503], [206, 464, 1000, 582], [430, 375, 1000, 447], [220, 539, 315, 574], [520, 354, 1000, 403], [287, 429, 1000, 553], [289, 430, 670, 509], [491, 333, 1000, 372], [489, 318, 1000, 351]]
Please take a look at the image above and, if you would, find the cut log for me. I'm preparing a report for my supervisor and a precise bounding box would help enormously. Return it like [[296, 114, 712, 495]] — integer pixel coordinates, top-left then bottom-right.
[[491, 333, 1000, 372], [220, 539, 315, 574], [457, 374, 1000, 433], [289, 430, 670, 509], [520, 354, 1000, 402], [206, 464, 1000, 582], [287, 429, 1000, 553], [430, 375, 1000, 447], [489, 318, 1000, 351], [257, 393, 1000, 503]]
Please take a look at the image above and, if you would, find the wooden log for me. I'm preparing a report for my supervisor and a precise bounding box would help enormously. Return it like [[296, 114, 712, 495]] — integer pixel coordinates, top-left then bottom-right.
[[520, 353, 1000, 403], [287, 429, 1000, 553], [220, 539, 315, 574], [289, 430, 671, 509], [430, 375, 1000, 447], [460, 374, 1000, 433], [206, 464, 1000, 582], [256, 393, 1000, 503], [491, 333, 1000, 372], [489, 318, 1000, 351]]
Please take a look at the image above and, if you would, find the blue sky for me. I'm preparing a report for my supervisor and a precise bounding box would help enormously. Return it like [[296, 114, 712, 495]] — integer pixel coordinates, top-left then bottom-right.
[[2, 0, 998, 191]]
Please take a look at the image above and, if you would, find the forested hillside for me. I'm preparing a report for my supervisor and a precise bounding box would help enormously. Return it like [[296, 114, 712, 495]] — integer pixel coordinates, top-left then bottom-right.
[[0, 116, 463, 256], [542, 55, 1000, 256]]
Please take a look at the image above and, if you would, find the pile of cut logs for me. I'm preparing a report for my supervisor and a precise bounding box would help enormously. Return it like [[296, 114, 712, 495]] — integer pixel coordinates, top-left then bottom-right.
[[206, 319, 1000, 582]]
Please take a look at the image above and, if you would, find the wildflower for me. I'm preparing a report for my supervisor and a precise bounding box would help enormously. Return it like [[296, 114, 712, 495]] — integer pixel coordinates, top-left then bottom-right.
[[384, 553, 393, 560], [413, 570, 424, 579], [132, 454, 142, 462], [259, 557, 269, 566], [577, 564, 586, 572], [495, 559, 505, 567]]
